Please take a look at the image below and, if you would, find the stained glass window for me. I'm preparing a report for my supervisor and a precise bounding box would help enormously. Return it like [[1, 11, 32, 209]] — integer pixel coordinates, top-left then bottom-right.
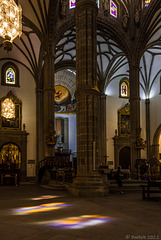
[[6, 67, 15, 84], [1, 62, 19, 87], [121, 82, 128, 97], [69, 0, 76, 9], [96, 0, 100, 8], [69, 0, 100, 9], [145, 0, 151, 7], [110, 0, 117, 18]]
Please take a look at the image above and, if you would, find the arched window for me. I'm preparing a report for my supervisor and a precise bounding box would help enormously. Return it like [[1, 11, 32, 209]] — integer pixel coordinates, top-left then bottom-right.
[[96, 0, 100, 8], [110, 0, 117, 18], [69, 0, 76, 9], [145, 0, 151, 7], [6, 67, 15, 84], [119, 79, 129, 98], [1, 62, 19, 87]]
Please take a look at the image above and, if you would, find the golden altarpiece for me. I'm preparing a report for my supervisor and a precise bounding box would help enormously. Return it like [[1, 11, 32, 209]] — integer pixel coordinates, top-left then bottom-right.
[[0, 91, 28, 185], [113, 103, 131, 169]]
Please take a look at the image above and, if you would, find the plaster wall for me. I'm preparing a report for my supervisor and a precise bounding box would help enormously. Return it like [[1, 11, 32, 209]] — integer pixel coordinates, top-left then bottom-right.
[[0, 61, 36, 176], [105, 77, 129, 164]]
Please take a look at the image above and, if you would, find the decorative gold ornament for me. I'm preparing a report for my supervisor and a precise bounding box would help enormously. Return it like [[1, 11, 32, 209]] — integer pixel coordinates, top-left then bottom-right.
[[135, 129, 146, 150], [1, 98, 15, 119], [45, 121, 57, 146]]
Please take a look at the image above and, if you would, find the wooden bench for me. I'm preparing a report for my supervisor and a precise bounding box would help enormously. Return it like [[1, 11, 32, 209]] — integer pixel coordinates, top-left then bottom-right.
[[140, 181, 161, 200]]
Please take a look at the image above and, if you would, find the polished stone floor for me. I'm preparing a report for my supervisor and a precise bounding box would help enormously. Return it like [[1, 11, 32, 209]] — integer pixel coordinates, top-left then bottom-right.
[[0, 183, 161, 240]]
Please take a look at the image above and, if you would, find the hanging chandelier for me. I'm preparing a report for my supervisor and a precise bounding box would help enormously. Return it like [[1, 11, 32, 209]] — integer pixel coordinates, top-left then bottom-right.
[[0, 0, 22, 51]]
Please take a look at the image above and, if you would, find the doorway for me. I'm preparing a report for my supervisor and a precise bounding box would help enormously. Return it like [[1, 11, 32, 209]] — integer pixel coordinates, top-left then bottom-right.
[[119, 146, 131, 169]]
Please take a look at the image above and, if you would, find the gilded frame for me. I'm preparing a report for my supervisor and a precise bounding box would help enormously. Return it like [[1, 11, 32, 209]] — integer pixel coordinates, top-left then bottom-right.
[[118, 103, 130, 136], [0, 91, 22, 130]]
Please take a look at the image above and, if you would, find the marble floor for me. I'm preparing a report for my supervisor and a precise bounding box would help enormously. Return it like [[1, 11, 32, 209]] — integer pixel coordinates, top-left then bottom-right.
[[0, 183, 161, 240]]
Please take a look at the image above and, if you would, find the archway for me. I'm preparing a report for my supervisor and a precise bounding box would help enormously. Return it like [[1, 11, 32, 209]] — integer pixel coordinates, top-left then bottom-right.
[[152, 124, 161, 160], [119, 146, 131, 169]]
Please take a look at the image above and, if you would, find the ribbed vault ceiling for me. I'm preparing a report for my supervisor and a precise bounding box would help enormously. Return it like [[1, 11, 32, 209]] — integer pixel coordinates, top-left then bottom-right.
[[0, 0, 160, 97]]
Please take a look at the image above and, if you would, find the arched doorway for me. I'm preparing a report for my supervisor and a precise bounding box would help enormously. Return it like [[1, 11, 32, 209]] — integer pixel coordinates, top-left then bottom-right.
[[119, 146, 131, 169]]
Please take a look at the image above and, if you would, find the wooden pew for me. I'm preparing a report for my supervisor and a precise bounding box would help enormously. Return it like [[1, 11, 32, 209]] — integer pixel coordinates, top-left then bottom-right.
[[140, 180, 161, 200]]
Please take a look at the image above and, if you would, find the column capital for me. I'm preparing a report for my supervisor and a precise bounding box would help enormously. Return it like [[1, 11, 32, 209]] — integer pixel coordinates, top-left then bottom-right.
[[129, 96, 140, 102], [75, 86, 100, 98], [129, 64, 140, 71], [75, 0, 98, 15]]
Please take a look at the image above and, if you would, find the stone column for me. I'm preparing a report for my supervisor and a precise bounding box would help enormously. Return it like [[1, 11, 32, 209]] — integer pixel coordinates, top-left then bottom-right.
[[69, 0, 108, 196], [100, 94, 107, 165], [36, 88, 44, 163], [145, 98, 151, 161], [129, 64, 141, 176], [43, 51, 55, 158]]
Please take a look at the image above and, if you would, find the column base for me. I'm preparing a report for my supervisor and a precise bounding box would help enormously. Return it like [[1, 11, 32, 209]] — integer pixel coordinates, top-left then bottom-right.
[[67, 172, 109, 197]]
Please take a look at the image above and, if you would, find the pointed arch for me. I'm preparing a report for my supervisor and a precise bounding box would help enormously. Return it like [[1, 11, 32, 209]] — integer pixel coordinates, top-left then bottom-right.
[[152, 124, 161, 160], [153, 124, 161, 146]]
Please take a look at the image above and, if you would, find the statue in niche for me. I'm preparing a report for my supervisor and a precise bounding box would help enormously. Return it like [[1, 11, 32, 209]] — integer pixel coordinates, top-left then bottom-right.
[[46, 121, 57, 146], [102, 0, 109, 15], [135, 128, 146, 150], [122, 12, 129, 29], [60, 0, 67, 17]]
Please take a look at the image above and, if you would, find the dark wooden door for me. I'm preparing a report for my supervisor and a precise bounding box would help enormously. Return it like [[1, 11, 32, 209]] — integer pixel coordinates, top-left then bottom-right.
[[119, 147, 130, 169]]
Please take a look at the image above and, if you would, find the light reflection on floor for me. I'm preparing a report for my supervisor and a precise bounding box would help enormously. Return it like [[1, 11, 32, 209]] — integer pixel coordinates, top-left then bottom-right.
[[31, 195, 59, 200], [12, 202, 72, 215], [35, 215, 111, 229]]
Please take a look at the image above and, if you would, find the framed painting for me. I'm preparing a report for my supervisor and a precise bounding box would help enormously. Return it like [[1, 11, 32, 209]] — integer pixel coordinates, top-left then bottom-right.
[[118, 103, 130, 136]]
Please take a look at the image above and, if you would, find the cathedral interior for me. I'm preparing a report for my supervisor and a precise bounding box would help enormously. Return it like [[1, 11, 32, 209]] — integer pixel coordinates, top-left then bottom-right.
[[0, 0, 161, 196], [1, 1, 161, 239]]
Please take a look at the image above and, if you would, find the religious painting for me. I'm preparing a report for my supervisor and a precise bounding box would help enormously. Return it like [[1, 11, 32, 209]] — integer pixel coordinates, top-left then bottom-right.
[[55, 86, 76, 114], [0, 91, 22, 130], [120, 114, 130, 135], [55, 85, 70, 104], [118, 103, 130, 136]]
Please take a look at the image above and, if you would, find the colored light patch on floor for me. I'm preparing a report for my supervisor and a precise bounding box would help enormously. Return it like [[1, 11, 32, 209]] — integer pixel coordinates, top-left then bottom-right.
[[31, 195, 59, 200], [36, 215, 111, 229], [12, 202, 72, 215]]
